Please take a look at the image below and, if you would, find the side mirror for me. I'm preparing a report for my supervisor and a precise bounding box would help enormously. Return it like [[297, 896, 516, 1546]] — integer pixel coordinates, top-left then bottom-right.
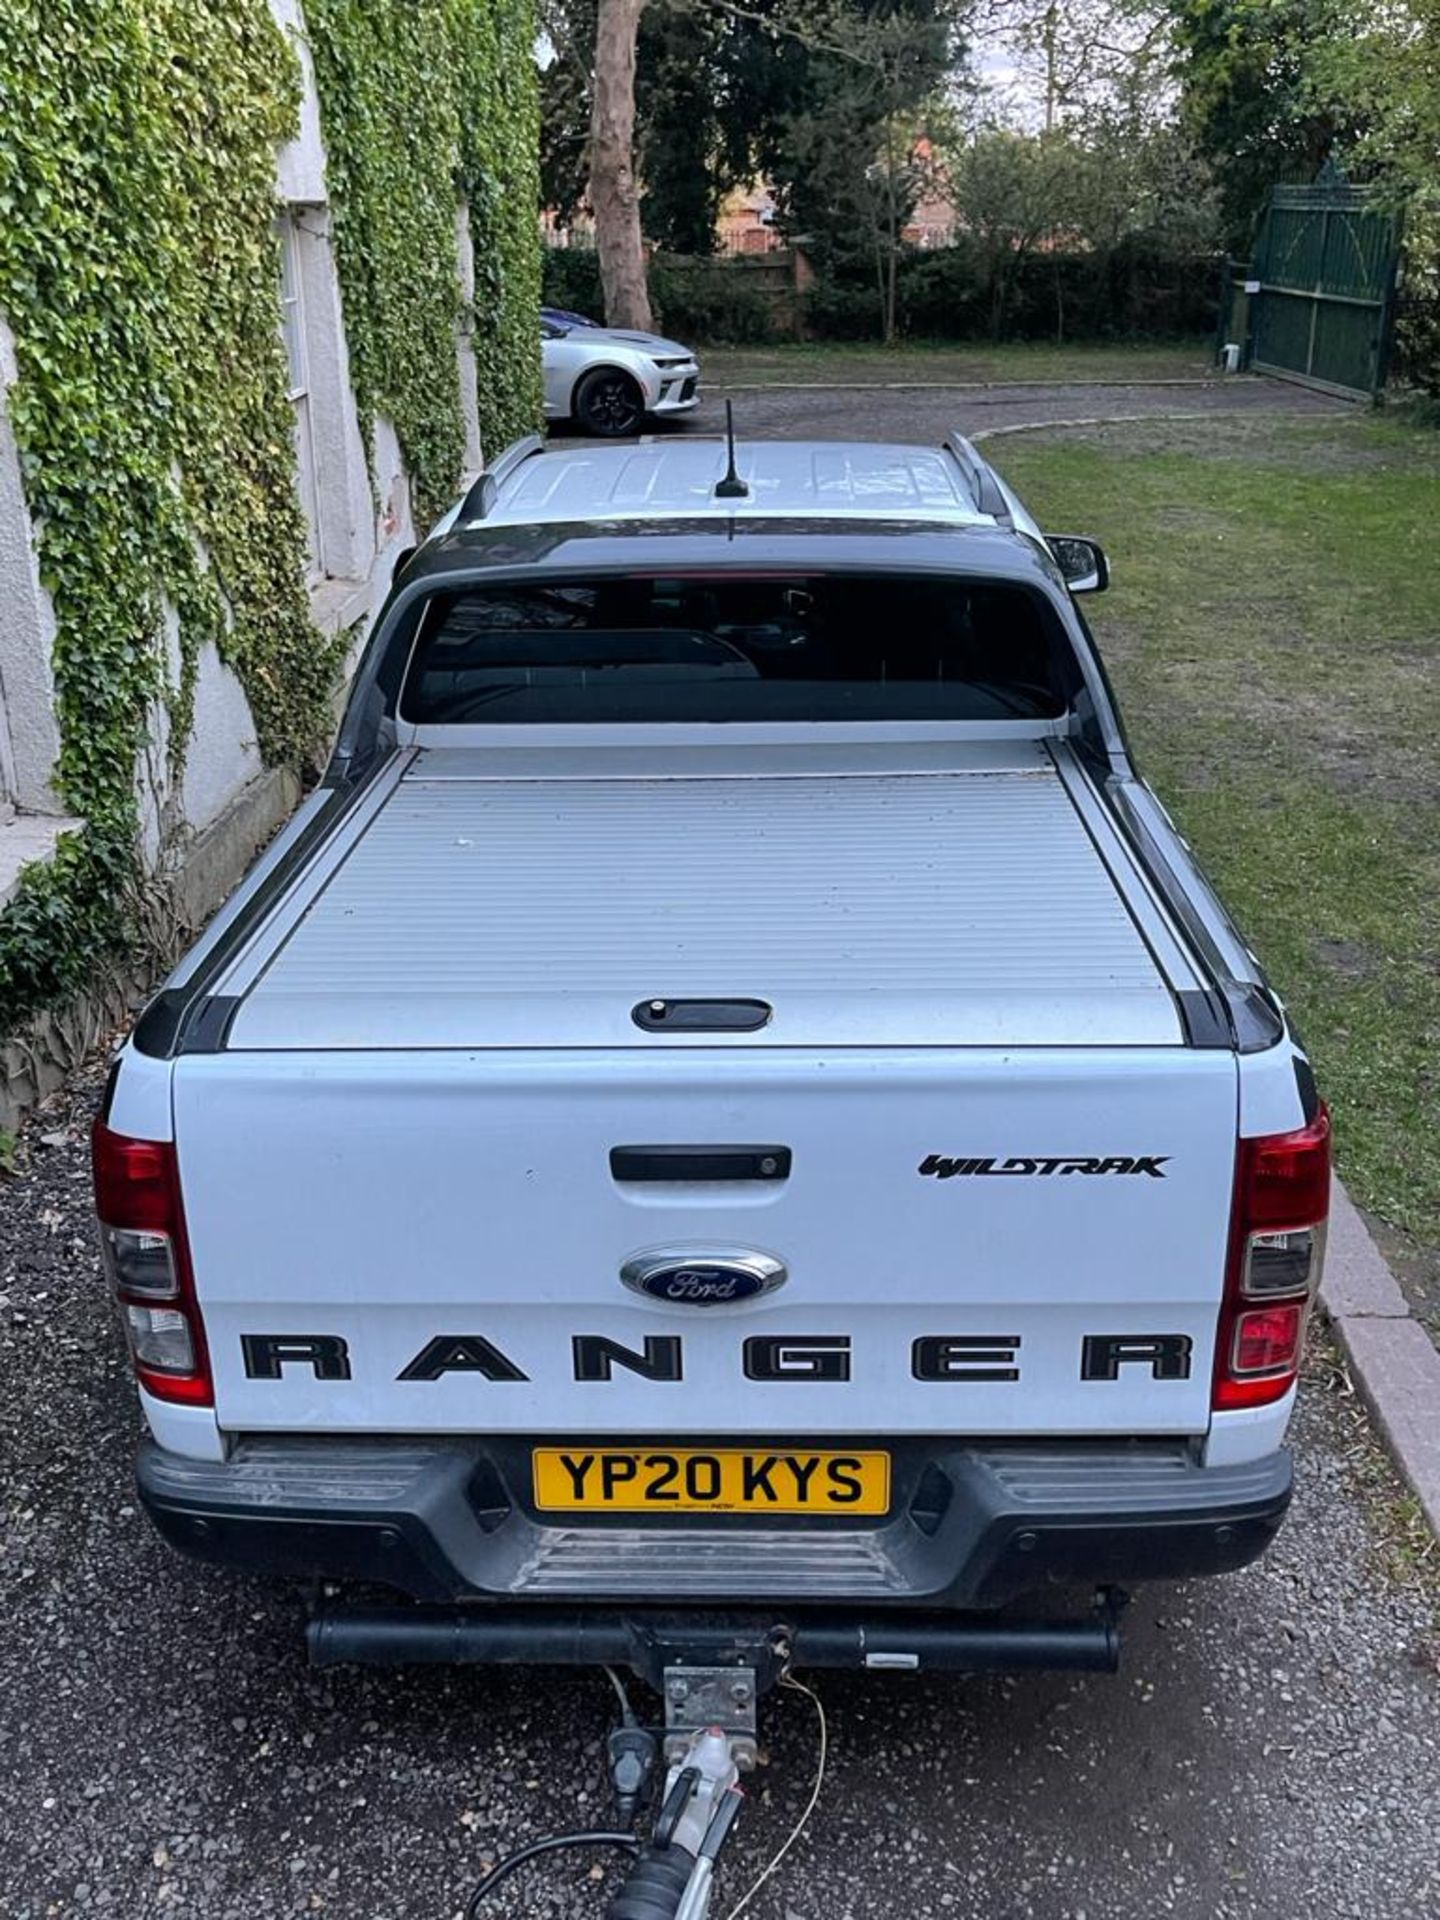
[[1046, 534, 1109, 594]]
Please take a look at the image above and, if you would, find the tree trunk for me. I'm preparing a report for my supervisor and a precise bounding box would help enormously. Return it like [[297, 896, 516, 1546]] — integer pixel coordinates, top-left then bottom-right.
[[589, 0, 653, 331], [883, 122, 899, 346]]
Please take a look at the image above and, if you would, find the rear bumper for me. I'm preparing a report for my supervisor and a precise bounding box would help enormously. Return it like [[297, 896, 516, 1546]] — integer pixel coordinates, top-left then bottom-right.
[[138, 1436, 1291, 1609]]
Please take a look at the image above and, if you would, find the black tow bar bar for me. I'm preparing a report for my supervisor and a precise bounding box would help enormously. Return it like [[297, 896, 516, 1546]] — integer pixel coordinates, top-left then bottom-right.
[[306, 1599, 1124, 1686]]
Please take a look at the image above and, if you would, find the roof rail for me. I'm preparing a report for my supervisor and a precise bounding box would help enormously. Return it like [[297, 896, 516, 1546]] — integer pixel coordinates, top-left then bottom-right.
[[457, 432, 547, 523], [942, 431, 1013, 526]]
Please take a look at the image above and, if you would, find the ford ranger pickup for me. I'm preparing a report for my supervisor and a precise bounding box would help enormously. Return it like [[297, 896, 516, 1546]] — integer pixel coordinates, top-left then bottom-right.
[[93, 430, 1329, 1677]]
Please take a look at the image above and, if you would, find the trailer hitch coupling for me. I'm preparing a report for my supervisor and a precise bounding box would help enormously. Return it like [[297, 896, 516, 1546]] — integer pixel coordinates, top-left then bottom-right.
[[609, 1726, 744, 1920], [309, 1597, 1128, 1915]]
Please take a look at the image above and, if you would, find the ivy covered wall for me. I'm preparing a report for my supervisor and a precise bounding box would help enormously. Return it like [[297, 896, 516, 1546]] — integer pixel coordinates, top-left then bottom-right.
[[0, 0, 542, 1040], [460, 1, 546, 464], [304, 0, 543, 527], [0, 1, 326, 1027]]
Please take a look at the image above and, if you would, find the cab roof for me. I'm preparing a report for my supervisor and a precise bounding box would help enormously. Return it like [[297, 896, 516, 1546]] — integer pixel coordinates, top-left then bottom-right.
[[407, 514, 1061, 594], [468, 436, 998, 530]]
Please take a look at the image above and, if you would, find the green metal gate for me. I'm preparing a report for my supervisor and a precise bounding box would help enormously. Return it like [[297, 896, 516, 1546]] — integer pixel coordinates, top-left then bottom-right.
[[1247, 172, 1402, 401]]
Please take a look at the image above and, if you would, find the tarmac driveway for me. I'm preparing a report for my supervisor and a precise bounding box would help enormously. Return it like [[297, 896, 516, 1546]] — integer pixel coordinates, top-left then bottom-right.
[[550, 365, 1350, 450], [685, 369, 1348, 444]]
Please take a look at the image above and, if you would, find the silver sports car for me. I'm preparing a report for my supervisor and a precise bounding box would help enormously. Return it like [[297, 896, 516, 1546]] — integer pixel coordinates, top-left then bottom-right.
[[541, 311, 701, 436]]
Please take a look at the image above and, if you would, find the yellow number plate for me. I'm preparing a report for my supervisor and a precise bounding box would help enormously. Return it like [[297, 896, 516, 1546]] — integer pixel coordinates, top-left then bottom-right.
[[532, 1447, 890, 1515]]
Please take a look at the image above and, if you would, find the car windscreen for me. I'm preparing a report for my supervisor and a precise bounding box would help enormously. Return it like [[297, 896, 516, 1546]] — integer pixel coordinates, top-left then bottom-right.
[[399, 573, 1073, 724]]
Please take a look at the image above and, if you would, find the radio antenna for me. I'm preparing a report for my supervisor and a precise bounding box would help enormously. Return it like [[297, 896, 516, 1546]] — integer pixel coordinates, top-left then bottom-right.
[[714, 400, 749, 500]]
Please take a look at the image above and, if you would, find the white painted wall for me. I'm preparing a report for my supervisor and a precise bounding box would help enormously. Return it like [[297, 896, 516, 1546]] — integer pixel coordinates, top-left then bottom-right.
[[456, 203, 485, 479], [0, 319, 66, 819], [0, 0, 479, 923], [180, 644, 267, 837], [271, 0, 329, 206], [290, 205, 377, 582]]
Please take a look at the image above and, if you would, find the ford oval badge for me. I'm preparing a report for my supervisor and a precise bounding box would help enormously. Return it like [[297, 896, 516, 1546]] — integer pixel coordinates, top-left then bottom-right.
[[620, 1248, 787, 1307]]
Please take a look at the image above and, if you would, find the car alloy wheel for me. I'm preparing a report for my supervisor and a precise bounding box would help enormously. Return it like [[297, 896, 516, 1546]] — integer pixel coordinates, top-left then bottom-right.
[[576, 369, 643, 437]]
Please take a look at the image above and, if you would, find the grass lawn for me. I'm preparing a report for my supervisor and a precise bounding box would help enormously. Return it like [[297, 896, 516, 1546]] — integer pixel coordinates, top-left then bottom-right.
[[704, 338, 1216, 387], [990, 410, 1440, 1324]]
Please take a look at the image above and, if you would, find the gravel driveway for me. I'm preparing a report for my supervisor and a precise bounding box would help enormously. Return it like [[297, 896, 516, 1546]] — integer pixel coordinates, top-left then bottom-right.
[[4, 373, 1434, 1920], [4, 1075, 1438, 1920]]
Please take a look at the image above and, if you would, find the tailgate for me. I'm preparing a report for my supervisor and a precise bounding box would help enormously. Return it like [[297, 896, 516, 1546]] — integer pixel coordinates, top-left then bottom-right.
[[174, 1047, 1237, 1438]]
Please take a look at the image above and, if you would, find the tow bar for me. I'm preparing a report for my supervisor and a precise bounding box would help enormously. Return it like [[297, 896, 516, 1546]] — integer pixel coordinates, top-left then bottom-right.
[[307, 1595, 1125, 1916]]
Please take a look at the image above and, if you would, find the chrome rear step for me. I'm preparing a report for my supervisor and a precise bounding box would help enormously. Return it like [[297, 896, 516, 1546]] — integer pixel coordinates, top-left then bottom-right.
[[513, 1527, 908, 1598]]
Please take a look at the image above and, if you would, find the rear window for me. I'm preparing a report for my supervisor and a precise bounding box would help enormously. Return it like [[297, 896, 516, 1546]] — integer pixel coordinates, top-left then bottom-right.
[[400, 574, 1072, 725]]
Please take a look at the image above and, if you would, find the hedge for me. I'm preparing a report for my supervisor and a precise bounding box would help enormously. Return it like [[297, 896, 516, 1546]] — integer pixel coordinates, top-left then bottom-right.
[[546, 238, 1222, 347], [815, 243, 1225, 343]]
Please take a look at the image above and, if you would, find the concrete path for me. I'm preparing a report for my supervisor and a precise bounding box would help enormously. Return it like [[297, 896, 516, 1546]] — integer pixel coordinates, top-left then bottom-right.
[[1325, 1186, 1440, 1539]]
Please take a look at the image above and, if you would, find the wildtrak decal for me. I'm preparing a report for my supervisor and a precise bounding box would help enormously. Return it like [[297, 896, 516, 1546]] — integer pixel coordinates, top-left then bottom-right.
[[919, 1155, 1170, 1179]]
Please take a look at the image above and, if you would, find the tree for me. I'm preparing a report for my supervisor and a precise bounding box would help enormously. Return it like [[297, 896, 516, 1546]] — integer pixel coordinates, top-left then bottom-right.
[[1072, 111, 1220, 257], [1167, 0, 1368, 247], [975, 1, 1171, 133], [947, 130, 1081, 334], [938, 103, 1221, 342], [638, 6, 764, 253], [550, 0, 967, 337], [1162, 0, 1440, 395], [1304, 0, 1440, 200], [589, 0, 654, 327], [539, 0, 597, 226], [740, 0, 968, 339], [545, 0, 766, 257], [1303, 0, 1440, 396]]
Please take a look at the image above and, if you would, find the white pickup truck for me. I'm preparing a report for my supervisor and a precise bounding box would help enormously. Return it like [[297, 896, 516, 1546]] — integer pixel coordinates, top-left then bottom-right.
[[94, 431, 1329, 1683]]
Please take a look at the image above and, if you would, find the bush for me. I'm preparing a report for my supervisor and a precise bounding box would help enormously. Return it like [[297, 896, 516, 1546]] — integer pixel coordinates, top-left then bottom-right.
[[542, 249, 780, 343], [893, 246, 987, 338], [650, 258, 778, 343], [1393, 205, 1440, 398], [1086, 243, 1225, 339], [546, 238, 1224, 348], [899, 244, 1222, 343], [801, 279, 883, 340], [542, 246, 604, 320]]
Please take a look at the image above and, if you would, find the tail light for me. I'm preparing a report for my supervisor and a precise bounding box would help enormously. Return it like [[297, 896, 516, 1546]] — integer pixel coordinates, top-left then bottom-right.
[[1213, 1105, 1330, 1412], [92, 1120, 213, 1407]]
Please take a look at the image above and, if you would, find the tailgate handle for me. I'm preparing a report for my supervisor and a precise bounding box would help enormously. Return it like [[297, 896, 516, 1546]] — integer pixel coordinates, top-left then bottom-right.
[[610, 1145, 792, 1184], [633, 998, 772, 1032]]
